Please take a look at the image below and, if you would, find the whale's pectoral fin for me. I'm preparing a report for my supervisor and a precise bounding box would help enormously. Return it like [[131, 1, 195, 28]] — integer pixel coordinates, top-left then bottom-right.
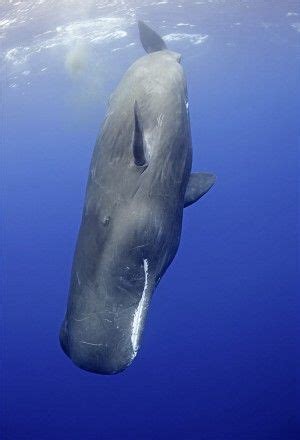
[[138, 20, 167, 54], [133, 102, 148, 169], [184, 172, 216, 208]]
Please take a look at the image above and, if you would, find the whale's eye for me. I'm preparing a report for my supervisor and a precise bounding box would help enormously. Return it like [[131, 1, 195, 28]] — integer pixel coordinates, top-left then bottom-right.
[[102, 216, 110, 226]]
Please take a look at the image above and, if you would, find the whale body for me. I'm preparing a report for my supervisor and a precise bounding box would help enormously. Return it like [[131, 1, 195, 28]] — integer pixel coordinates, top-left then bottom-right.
[[60, 21, 216, 374]]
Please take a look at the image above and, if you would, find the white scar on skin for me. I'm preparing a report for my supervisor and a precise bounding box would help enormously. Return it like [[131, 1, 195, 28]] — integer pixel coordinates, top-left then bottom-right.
[[79, 341, 103, 346], [73, 315, 91, 322], [157, 113, 164, 127], [131, 259, 149, 353]]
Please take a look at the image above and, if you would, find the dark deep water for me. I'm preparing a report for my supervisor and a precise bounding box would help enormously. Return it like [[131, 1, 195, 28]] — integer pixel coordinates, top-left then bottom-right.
[[2, 1, 299, 439]]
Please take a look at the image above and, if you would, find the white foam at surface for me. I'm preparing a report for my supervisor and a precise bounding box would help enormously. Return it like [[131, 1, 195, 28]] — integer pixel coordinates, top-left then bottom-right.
[[4, 17, 129, 66], [164, 32, 208, 45], [0, 18, 17, 30], [291, 22, 300, 32]]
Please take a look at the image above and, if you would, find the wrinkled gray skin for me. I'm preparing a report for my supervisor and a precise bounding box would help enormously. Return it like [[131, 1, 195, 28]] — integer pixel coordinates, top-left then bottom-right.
[[60, 21, 215, 374]]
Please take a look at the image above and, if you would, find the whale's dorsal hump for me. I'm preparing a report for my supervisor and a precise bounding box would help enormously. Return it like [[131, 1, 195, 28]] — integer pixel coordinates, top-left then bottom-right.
[[184, 172, 216, 208], [138, 20, 167, 53]]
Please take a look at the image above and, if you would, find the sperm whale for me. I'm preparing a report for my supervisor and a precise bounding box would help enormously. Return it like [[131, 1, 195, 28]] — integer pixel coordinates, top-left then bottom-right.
[[60, 21, 216, 374]]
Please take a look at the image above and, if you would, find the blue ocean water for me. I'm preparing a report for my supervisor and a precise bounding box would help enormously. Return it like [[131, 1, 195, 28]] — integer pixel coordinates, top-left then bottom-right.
[[2, 1, 299, 439]]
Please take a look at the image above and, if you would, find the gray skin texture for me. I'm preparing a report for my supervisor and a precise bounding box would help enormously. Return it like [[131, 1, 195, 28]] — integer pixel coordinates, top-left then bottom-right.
[[60, 22, 215, 375]]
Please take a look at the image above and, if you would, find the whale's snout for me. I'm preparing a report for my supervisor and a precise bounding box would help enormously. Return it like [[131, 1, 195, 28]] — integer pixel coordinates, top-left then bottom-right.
[[60, 258, 153, 374], [59, 274, 152, 375], [59, 317, 138, 375]]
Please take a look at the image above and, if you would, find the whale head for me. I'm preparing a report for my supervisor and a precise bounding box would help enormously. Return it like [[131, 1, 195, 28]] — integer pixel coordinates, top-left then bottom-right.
[[60, 250, 155, 375]]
